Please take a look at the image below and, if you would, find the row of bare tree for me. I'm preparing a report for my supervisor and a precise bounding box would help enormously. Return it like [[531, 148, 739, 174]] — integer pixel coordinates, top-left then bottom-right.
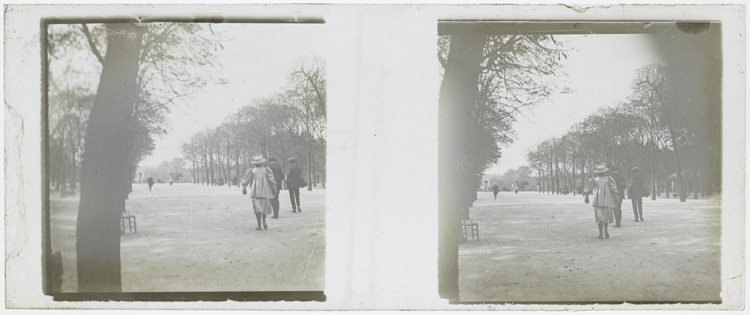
[[181, 59, 326, 189], [527, 63, 721, 201]]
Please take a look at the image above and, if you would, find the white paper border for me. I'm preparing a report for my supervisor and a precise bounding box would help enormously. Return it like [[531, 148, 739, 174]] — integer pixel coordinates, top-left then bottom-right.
[[3, 3, 745, 312]]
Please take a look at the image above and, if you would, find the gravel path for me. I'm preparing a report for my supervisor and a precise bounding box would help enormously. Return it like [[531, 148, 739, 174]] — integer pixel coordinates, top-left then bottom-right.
[[50, 183, 326, 292], [458, 191, 721, 303]]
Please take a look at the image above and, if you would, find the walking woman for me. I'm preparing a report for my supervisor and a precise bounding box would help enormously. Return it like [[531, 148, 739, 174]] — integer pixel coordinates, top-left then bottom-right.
[[590, 165, 619, 239], [241, 156, 278, 231], [629, 167, 646, 221]]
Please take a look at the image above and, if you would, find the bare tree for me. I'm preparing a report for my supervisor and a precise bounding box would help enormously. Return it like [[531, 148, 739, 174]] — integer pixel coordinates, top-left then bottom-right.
[[48, 22, 222, 292], [289, 58, 327, 190], [631, 63, 687, 201]]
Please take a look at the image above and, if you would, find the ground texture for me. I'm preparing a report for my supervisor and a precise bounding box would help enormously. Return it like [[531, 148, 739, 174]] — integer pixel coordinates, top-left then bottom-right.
[[459, 191, 721, 303], [50, 183, 326, 292]]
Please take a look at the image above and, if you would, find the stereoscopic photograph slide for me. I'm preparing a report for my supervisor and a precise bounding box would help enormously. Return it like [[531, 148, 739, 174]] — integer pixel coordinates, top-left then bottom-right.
[[4, 3, 745, 312]]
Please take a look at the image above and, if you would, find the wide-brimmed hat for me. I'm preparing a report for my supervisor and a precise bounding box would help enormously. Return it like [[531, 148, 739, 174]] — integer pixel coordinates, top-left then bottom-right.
[[631, 167, 640, 173], [594, 164, 609, 174], [251, 155, 266, 165]]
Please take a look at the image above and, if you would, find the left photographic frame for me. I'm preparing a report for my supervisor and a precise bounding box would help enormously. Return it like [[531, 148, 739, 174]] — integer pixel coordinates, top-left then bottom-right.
[[43, 18, 327, 301]]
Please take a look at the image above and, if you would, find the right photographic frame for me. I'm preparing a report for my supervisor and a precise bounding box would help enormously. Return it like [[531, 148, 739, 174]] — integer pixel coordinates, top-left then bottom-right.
[[437, 21, 725, 304]]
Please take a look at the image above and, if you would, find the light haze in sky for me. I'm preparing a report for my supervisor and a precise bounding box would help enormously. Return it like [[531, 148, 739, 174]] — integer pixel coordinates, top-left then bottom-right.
[[140, 23, 325, 167], [143, 30, 661, 176], [485, 34, 663, 175]]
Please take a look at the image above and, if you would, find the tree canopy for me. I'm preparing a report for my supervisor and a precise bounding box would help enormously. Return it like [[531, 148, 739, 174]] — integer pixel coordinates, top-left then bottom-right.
[[48, 22, 223, 292], [48, 23, 222, 195], [526, 62, 719, 200], [181, 58, 327, 188], [438, 34, 568, 174]]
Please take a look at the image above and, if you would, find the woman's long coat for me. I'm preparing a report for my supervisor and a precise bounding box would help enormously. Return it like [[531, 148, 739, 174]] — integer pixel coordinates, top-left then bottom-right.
[[591, 175, 619, 208], [241, 166, 277, 198]]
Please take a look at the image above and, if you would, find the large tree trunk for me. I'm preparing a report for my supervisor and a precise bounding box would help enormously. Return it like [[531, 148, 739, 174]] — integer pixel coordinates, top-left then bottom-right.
[[580, 158, 586, 195], [554, 161, 560, 194], [550, 162, 555, 194], [665, 165, 671, 198], [192, 154, 197, 184], [321, 139, 327, 189], [203, 152, 208, 185], [70, 136, 77, 193], [437, 33, 483, 301], [667, 126, 687, 202], [536, 167, 544, 194], [235, 153, 240, 187], [216, 153, 224, 186], [693, 172, 699, 199], [209, 151, 214, 185], [76, 23, 144, 292], [565, 157, 569, 194], [59, 133, 67, 194], [571, 156, 576, 195], [651, 147, 657, 200], [307, 137, 313, 191], [125, 162, 133, 201]]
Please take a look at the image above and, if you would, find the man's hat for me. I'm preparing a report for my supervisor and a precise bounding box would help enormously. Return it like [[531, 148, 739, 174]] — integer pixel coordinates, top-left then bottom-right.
[[269, 156, 277, 162], [288, 158, 296, 163], [631, 167, 640, 173]]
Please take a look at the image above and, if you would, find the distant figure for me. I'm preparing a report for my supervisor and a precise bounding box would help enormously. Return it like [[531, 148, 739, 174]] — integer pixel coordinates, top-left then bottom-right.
[[629, 167, 646, 222], [286, 158, 304, 213], [590, 165, 618, 239], [169, 179, 174, 186], [241, 156, 277, 231], [514, 180, 519, 194], [492, 184, 499, 200], [610, 165, 626, 228], [146, 176, 154, 193], [267, 157, 284, 219]]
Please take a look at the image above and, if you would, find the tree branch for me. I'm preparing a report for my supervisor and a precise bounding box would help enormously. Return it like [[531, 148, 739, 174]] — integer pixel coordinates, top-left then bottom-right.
[[81, 24, 104, 64]]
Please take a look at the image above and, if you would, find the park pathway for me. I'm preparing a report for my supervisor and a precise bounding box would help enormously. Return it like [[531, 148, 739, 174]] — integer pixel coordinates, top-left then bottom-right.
[[459, 191, 721, 303], [50, 183, 326, 292]]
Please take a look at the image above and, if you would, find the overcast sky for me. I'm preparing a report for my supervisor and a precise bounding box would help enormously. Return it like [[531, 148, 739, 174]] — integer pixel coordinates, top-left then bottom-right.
[[485, 34, 663, 175], [140, 23, 325, 167], [142, 29, 662, 174]]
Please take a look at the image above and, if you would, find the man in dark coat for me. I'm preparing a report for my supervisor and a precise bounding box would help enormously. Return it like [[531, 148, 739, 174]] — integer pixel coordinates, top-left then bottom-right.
[[146, 175, 154, 193], [286, 158, 303, 212], [629, 167, 645, 221], [492, 184, 499, 200], [267, 157, 284, 219], [610, 165, 626, 227]]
